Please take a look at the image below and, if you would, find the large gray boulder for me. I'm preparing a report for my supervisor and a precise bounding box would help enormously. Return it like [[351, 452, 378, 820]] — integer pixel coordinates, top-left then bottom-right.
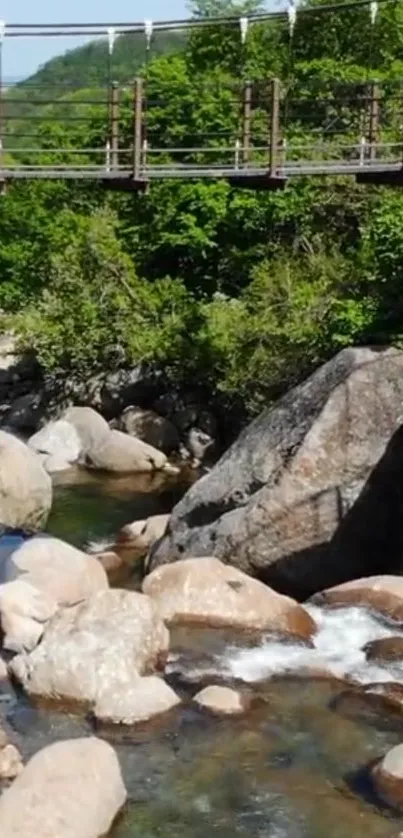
[[0, 431, 52, 532], [150, 347, 403, 599], [0, 738, 126, 838], [119, 407, 180, 454]]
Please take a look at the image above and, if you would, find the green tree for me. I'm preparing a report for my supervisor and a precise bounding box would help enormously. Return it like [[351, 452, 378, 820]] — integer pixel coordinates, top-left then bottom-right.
[[189, 0, 265, 17]]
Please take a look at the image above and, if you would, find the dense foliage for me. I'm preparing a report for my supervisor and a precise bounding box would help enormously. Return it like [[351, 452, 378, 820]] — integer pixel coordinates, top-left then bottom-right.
[[2, 0, 403, 416]]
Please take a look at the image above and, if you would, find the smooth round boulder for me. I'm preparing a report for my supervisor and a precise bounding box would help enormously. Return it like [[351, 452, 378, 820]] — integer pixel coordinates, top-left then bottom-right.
[[0, 737, 126, 838], [10, 589, 170, 707], [143, 558, 316, 640], [372, 744, 403, 810], [120, 407, 180, 454], [88, 429, 167, 473], [0, 431, 52, 532], [28, 419, 81, 466], [63, 406, 109, 455], [2, 534, 108, 607], [314, 576, 403, 622], [95, 675, 180, 725], [364, 637, 403, 663], [194, 685, 249, 715]]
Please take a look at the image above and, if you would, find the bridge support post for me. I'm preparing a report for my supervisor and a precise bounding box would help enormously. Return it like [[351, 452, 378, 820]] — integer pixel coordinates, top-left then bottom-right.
[[110, 82, 119, 171], [269, 78, 281, 177], [368, 82, 380, 162], [242, 81, 252, 165], [133, 77, 143, 180]]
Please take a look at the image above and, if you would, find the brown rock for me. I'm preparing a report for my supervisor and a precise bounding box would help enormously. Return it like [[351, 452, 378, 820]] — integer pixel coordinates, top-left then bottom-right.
[[315, 576, 403, 622], [193, 685, 249, 715], [364, 637, 403, 662], [334, 682, 403, 723], [143, 558, 316, 640], [10, 589, 170, 707], [150, 348, 403, 599], [363, 682, 403, 713], [95, 550, 124, 574], [0, 737, 126, 837], [372, 744, 403, 810]]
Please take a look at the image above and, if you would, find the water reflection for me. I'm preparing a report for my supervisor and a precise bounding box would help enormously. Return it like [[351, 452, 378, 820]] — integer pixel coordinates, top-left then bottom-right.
[[46, 468, 194, 549]]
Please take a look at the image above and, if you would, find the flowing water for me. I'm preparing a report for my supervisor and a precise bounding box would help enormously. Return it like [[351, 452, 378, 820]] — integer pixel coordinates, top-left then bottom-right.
[[3, 471, 403, 837]]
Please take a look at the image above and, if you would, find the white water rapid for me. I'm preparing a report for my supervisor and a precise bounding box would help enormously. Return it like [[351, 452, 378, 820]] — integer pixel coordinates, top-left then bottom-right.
[[224, 605, 403, 686]]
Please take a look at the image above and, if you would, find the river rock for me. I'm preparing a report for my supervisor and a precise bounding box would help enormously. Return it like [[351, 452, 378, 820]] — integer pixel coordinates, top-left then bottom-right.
[[194, 685, 249, 715], [150, 347, 403, 599], [28, 419, 81, 470], [314, 576, 403, 622], [119, 407, 180, 454], [185, 427, 214, 465], [10, 589, 170, 706], [143, 558, 316, 640], [2, 392, 44, 433], [0, 431, 52, 532], [95, 675, 180, 725], [63, 406, 109, 455], [334, 682, 403, 725], [372, 744, 403, 810], [87, 429, 167, 473], [0, 579, 57, 653], [0, 744, 23, 780], [2, 534, 108, 607], [364, 637, 403, 662], [0, 737, 126, 837], [116, 514, 170, 563]]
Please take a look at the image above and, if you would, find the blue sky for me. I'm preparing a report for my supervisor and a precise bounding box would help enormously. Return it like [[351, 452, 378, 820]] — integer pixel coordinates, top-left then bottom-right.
[[2, 1, 190, 81]]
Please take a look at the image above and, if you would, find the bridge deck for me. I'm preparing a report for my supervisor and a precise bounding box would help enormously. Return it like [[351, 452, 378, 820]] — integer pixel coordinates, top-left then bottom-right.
[[1, 71, 403, 189], [0, 160, 401, 188]]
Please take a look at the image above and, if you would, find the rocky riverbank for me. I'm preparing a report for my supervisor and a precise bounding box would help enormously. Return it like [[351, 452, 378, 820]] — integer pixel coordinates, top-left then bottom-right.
[[1, 346, 403, 835], [0, 332, 237, 468]]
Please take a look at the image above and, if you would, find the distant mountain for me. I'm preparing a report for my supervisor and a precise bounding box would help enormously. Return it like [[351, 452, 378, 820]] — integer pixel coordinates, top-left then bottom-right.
[[22, 30, 186, 90], [2, 30, 185, 154]]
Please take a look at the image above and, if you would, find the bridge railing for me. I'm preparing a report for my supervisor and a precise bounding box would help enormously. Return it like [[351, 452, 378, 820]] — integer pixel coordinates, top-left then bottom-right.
[[1, 76, 403, 180]]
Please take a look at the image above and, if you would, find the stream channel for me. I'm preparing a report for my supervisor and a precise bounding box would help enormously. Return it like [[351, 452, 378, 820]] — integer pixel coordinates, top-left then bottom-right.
[[2, 469, 403, 838]]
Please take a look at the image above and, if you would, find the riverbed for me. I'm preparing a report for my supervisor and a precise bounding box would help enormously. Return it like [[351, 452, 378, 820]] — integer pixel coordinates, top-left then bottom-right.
[[3, 472, 403, 838]]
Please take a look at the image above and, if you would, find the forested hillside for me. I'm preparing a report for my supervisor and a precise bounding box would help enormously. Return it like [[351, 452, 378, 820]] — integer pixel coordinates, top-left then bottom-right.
[[2, 0, 403, 417]]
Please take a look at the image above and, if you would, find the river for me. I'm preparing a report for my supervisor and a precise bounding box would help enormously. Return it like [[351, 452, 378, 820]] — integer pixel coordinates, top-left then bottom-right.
[[2, 470, 403, 838]]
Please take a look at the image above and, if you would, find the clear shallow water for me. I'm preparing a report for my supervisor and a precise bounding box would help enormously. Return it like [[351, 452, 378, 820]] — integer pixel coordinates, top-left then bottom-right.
[[4, 473, 403, 837], [46, 467, 195, 550]]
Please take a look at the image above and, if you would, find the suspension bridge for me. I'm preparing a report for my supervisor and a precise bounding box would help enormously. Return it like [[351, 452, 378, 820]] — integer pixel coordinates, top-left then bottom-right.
[[0, 5, 402, 191]]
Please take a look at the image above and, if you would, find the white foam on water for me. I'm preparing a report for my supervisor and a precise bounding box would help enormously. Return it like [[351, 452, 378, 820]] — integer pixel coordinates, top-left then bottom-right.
[[224, 605, 403, 686]]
